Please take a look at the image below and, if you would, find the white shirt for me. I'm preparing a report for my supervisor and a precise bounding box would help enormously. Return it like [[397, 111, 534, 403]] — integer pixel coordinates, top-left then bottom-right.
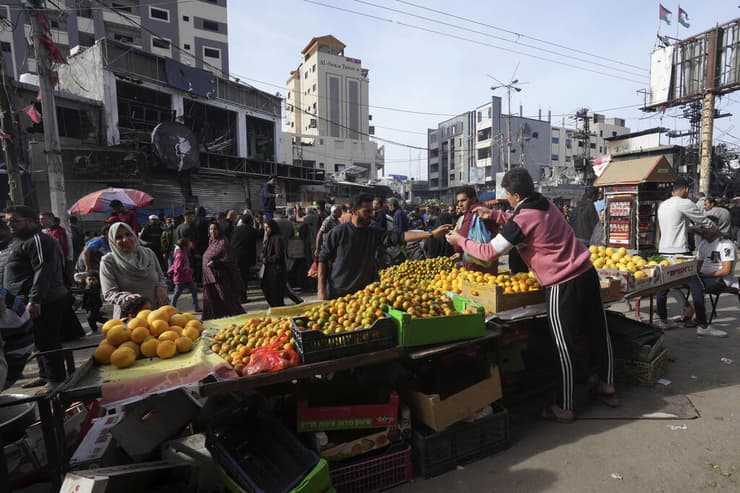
[[698, 238, 738, 289], [658, 196, 713, 253]]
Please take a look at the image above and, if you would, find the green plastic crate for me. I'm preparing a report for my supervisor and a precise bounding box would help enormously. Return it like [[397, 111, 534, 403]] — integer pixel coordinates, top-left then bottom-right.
[[389, 294, 485, 347], [219, 459, 334, 493]]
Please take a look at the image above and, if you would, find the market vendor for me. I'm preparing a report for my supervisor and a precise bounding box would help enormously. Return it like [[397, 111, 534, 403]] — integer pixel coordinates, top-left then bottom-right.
[[445, 168, 616, 423], [317, 194, 451, 300]]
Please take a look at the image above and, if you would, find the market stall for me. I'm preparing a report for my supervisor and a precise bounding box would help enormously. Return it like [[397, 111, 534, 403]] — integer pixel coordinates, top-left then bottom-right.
[[3, 257, 668, 493], [594, 155, 677, 256]]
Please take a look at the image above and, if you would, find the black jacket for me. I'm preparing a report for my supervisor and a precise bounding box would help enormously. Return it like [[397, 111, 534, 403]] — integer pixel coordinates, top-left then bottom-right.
[[231, 224, 258, 268], [4, 230, 68, 304]]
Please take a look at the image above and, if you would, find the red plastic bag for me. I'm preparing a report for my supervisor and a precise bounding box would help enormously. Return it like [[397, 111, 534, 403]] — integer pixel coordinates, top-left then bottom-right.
[[244, 338, 300, 376], [307, 257, 319, 278]]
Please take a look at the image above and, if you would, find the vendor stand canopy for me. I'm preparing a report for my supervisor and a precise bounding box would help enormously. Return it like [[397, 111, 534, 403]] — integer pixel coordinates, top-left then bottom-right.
[[594, 155, 677, 186]]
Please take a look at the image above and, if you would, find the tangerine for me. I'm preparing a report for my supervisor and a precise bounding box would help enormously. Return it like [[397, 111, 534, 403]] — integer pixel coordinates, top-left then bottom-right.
[[110, 346, 136, 369], [106, 325, 130, 346], [130, 326, 151, 344], [159, 330, 180, 342], [160, 305, 178, 318], [182, 327, 200, 341], [147, 308, 169, 325], [136, 309, 152, 321], [168, 325, 183, 335], [185, 320, 203, 333], [175, 336, 193, 353], [119, 341, 141, 357], [93, 343, 115, 364], [169, 314, 188, 328], [181, 312, 196, 323], [150, 319, 170, 337], [102, 319, 124, 335], [128, 317, 149, 331], [140, 337, 159, 358], [156, 340, 177, 359]]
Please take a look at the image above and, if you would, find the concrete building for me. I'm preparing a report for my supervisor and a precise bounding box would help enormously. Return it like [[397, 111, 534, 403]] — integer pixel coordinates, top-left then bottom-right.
[[0, 0, 229, 79], [428, 96, 549, 202], [282, 35, 383, 180], [548, 112, 630, 184]]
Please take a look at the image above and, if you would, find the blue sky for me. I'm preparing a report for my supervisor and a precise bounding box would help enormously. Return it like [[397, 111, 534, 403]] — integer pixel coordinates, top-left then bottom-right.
[[228, 0, 740, 178]]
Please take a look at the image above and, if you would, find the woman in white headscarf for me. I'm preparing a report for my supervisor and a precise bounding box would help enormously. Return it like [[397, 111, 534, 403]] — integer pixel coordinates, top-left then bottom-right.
[[100, 222, 169, 319]]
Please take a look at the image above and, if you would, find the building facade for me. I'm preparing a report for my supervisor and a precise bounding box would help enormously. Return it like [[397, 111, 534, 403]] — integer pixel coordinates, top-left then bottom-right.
[[282, 35, 383, 181], [0, 0, 229, 79], [428, 96, 549, 201]]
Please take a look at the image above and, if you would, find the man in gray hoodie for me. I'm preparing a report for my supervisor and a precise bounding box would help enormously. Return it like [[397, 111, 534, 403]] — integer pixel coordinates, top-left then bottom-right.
[[655, 179, 720, 336]]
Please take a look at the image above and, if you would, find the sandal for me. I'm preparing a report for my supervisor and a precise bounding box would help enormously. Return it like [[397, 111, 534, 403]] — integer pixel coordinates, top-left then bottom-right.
[[21, 377, 47, 389], [540, 406, 575, 424]]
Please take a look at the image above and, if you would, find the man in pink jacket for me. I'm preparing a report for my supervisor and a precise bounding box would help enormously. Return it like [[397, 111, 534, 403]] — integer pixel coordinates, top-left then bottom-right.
[[446, 168, 616, 422]]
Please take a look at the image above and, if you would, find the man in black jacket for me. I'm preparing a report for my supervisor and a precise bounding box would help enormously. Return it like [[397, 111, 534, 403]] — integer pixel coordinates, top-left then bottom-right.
[[575, 187, 600, 245], [5, 205, 69, 392]]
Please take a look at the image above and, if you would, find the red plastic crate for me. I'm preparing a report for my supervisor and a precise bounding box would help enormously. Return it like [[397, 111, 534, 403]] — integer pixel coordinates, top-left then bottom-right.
[[297, 391, 400, 432], [330, 445, 412, 493]]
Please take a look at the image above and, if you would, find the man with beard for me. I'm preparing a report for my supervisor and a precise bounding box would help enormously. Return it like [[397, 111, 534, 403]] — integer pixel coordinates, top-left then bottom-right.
[[318, 194, 451, 300], [5, 206, 69, 393]]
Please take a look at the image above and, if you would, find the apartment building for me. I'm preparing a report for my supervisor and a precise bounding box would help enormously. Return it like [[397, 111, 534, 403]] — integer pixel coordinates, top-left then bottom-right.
[[283, 35, 384, 181], [0, 0, 229, 79], [428, 96, 549, 200]]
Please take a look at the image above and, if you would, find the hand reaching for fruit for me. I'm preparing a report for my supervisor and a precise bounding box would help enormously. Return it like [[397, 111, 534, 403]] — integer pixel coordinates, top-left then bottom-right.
[[431, 224, 453, 238], [445, 230, 463, 247], [472, 205, 493, 220]]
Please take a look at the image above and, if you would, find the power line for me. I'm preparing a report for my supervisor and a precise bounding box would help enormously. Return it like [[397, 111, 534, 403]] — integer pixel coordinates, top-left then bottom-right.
[[353, 0, 648, 80], [395, 0, 648, 72], [305, 1, 647, 85]]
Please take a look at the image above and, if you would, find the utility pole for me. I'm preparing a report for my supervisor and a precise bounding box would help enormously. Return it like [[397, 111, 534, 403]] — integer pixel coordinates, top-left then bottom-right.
[[698, 29, 718, 196], [0, 51, 23, 204], [491, 80, 522, 172], [30, 0, 67, 221]]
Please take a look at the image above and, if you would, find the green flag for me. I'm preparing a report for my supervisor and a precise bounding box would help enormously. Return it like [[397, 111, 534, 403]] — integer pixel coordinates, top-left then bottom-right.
[[659, 4, 672, 25], [678, 6, 690, 28]]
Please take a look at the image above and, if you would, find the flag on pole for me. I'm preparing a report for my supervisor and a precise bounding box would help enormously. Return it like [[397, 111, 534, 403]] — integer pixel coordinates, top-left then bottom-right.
[[659, 4, 672, 25], [22, 104, 42, 124], [678, 6, 690, 28]]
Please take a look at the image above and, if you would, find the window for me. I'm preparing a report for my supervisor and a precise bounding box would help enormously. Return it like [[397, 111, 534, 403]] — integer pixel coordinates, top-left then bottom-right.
[[1, 42, 11, 53], [203, 47, 220, 59], [565, 156, 571, 162], [477, 111, 482, 122], [152, 37, 171, 50], [305, 72, 308, 79], [183, 15, 189, 21], [202, 20, 219, 31], [183, 43, 190, 50], [612, 131, 618, 137], [319, 139, 323, 144], [319, 162, 325, 169], [312, 83, 316, 92], [590, 143, 596, 149], [551, 154, 559, 161], [112, 3, 133, 13], [449, 174, 455, 182], [578, 141, 584, 147], [312, 64, 316, 72], [552, 136, 559, 144], [599, 130, 603, 137], [114, 33, 134, 44], [150, 7, 169, 21], [565, 138, 572, 148], [335, 163, 345, 172]]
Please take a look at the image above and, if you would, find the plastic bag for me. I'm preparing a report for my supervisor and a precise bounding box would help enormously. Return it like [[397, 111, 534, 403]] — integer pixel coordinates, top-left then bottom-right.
[[463, 216, 494, 268], [244, 338, 300, 376]]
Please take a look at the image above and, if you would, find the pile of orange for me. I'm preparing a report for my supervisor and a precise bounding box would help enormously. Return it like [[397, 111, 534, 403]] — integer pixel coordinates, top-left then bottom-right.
[[93, 305, 204, 369]]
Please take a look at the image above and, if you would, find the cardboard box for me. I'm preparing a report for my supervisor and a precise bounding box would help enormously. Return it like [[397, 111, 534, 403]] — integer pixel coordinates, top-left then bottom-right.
[[70, 414, 125, 470], [3, 438, 41, 485], [461, 279, 546, 315], [599, 278, 623, 303], [60, 461, 194, 493], [659, 256, 698, 284], [26, 402, 89, 467], [406, 365, 502, 432], [597, 266, 661, 292], [111, 390, 199, 461]]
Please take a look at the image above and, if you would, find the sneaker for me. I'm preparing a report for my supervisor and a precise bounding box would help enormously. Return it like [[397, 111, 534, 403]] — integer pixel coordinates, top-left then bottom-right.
[[696, 325, 728, 338], [653, 318, 676, 330]]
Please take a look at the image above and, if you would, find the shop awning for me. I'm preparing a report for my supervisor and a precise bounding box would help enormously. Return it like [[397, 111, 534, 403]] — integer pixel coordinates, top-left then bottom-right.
[[594, 155, 677, 186]]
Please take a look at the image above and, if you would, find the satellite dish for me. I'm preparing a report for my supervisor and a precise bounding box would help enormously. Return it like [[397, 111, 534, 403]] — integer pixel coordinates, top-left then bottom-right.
[[151, 122, 200, 172]]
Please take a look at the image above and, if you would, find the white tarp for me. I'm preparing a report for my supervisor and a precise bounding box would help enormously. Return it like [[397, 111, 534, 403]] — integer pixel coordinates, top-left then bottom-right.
[[649, 46, 675, 106]]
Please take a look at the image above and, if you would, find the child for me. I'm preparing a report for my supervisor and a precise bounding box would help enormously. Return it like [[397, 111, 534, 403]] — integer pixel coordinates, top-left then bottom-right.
[[81, 272, 107, 333], [168, 239, 201, 312], [119, 295, 152, 320]]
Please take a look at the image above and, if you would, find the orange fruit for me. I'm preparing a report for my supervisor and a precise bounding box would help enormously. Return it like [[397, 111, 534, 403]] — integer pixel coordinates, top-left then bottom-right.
[[147, 308, 169, 325], [119, 341, 141, 357], [136, 309, 152, 321], [106, 325, 130, 346], [175, 336, 193, 353], [150, 319, 170, 337], [128, 317, 149, 331], [102, 319, 124, 335], [93, 343, 115, 364], [159, 330, 180, 342], [168, 325, 183, 335], [156, 340, 177, 359], [160, 305, 178, 318], [182, 327, 200, 341], [110, 347, 136, 369], [185, 320, 203, 333], [130, 326, 151, 344], [140, 337, 159, 358], [181, 312, 196, 323], [169, 314, 188, 328]]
